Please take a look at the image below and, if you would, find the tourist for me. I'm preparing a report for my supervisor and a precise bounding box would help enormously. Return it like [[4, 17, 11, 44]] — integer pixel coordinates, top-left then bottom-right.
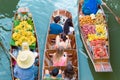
[[53, 46, 67, 66], [63, 18, 74, 35], [55, 33, 71, 49], [44, 68, 62, 80], [14, 51, 38, 80], [80, 0, 105, 15], [49, 16, 63, 34], [62, 64, 76, 80]]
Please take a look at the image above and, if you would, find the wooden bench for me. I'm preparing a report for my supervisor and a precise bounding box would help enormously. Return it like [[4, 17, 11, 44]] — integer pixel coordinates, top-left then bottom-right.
[[44, 49, 78, 67], [52, 10, 72, 19], [46, 34, 76, 49]]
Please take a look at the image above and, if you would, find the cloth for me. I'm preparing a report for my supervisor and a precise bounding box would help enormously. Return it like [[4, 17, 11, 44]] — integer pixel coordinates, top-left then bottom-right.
[[82, 0, 102, 15], [53, 53, 67, 66], [50, 23, 63, 34], [44, 74, 62, 80], [14, 65, 38, 80]]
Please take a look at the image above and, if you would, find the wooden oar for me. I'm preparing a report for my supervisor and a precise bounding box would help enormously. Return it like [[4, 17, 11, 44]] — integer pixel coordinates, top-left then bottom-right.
[[8, 52, 17, 61], [0, 42, 17, 61], [103, 2, 120, 23]]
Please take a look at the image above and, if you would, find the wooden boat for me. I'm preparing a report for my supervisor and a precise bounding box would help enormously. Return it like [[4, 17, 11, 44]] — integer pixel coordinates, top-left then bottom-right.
[[78, 3, 112, 72], [10, 7, 40, 80], [42, 10, 79, 79]]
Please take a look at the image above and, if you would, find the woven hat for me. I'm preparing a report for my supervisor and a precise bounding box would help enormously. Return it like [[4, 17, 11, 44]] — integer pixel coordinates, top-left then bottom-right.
[[17, 51, 35, 69]]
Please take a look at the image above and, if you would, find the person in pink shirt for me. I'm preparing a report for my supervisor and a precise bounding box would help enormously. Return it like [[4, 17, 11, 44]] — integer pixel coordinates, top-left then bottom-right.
[[52, 46, 67, 66]]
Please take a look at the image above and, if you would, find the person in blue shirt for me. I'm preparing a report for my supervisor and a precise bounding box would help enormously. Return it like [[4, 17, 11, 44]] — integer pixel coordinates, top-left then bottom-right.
[[49, 16, 63, 34], [80, 0, 105, 15], [44, 68, 62, 80], [14, 51, 38, 80], [14, 65, 38, 80]]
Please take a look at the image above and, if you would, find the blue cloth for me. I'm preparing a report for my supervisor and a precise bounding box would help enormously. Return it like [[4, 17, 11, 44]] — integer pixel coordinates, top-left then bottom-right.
[[44, 74, 62, 80], [50, 23, 63, 34], [82, 0, 102, 15], [44, 74, 62, 78], [14, 65, 38, 80]]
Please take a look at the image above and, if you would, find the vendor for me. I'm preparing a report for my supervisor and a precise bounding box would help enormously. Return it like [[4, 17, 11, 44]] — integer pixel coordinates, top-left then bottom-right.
[[80, 0, 105, 15]]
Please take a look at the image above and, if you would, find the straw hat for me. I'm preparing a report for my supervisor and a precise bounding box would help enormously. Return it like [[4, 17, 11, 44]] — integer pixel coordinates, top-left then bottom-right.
[[17, 51, 35, 69]]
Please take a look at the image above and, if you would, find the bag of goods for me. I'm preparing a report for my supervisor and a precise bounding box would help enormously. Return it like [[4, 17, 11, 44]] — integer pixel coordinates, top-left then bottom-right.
[[95, 13, 105, 25], [90, 39, 106, 46], [95, 24, 107, 40], [87, 24, 107, 41], [81, 24, 96, 38], [93, 44, 108, 59], [79, 15, 95, 26], [88, 34, 97, 41]]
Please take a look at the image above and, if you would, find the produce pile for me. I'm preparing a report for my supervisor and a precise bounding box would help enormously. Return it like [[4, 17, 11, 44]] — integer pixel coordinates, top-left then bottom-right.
[[11, 12, 36, 49], [79, 13, 108, 59], [80, 15, 95, 26], [90, 39, 108, 58]]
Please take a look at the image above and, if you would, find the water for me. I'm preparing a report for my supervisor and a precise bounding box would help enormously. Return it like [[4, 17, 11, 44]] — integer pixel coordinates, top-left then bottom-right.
[[0, 0, 120, 80]]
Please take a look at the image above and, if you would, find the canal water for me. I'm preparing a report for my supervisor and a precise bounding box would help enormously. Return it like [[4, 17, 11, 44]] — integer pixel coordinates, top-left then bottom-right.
[[0, 0, 120, 80]]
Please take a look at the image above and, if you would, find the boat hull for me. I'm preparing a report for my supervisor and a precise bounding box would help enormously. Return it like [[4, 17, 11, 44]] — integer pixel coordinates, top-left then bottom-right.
[[42, 9, 80, 80], [78, 4, 112, 72], [10, 7, 40, 80]]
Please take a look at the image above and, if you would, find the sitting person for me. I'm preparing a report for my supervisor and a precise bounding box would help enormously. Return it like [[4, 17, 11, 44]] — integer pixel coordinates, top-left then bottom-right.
[[55, 33, 71, 49], [44, 68, 62, 80], [14, 50, 38, 80], [63, 18, 74, 35], [62, 64, 76, 80], [53, 46, 67, 66], [80, 0, 105, 15], [49, 16, 63, 34]]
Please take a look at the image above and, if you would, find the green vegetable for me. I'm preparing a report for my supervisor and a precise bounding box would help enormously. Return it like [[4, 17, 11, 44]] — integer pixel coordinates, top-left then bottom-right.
[[10, 39, 36, 50], [30, 43, 36, 50], [14, 20, 20, 27], [10, 39, 15, 46]]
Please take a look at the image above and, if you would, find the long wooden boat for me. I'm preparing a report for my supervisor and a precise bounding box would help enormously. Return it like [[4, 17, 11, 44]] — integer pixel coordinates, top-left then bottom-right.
[[42, 10, 79, 79], [10, 7, 40, 80], [78, 3, 112, 72]]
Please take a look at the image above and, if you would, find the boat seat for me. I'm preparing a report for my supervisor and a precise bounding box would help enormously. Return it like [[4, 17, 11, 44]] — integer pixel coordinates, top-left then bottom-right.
[[44, 66, 78, 71], [46, 34, 76, 49], [46, 34, 57, 49], [52, 10, 72, 19], [95, 62, 112, 72]]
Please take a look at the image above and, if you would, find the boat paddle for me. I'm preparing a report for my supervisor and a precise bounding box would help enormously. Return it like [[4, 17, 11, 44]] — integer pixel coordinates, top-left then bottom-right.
[[103, 2, 120, 24], [0, 42, 17, 61]]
